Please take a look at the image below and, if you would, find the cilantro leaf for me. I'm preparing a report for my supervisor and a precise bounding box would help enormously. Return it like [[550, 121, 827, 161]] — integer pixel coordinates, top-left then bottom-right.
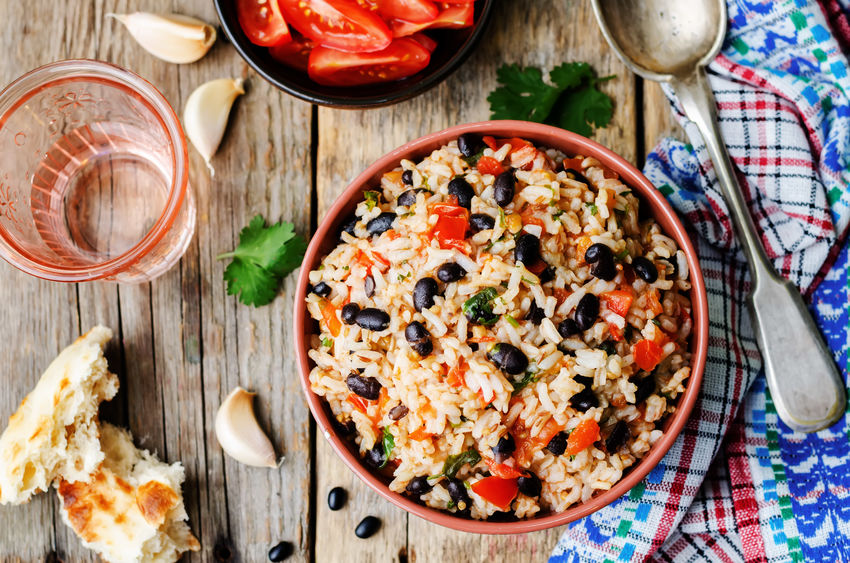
[[217, 214, 307, 307], [379, 427, 395, 469], [430, 449, 481, 480], [488, 62, 615, 136]]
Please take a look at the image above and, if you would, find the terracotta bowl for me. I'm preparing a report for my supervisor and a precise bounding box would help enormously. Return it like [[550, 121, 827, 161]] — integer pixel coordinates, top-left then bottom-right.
[[294, 120, 708, 533]]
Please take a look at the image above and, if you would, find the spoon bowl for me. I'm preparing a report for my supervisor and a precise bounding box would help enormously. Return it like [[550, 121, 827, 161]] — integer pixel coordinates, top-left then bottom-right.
[[592, 0, 725, 81]]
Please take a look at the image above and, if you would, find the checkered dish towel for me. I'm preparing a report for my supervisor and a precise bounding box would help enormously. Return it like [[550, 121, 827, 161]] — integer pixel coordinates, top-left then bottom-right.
[[551, 0, 850, 561]]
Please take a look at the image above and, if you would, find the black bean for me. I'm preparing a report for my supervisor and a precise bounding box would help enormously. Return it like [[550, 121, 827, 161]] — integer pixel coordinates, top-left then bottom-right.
[[311, 282, 331, 297], [570, 387, 599, 412], [401, 169, 413, 185], [469, 213, 495, 232], [458, 133, 482, 158], [584, 243, 611, 264], [565, 168, 591, 185], [446, 479, 470, 511], [545, 432, 568, 456], [397, 189, 418, 207], [411, 340, 434, 356], [366, 212, 395, 235], [469, 342, 479, 352], [268, 541, 293, 561], [493, 171, 516, 207], [488, 511, 518, 522], [448, 177, 475, 209], [605, 421, 629, 453], [660, 256, 678, 278], [574, 375, 594, 389], [340, 215, 358, 241], [514, 234, 541, 267], [388, 404, 409, 421], [355, 308, 390, 331], [632, 256, 658, 283], [364, 275, 375, 298], [405, 476, 433, 496], [437, 262, 467, 283], [487, 343, 529, 376], [404, 320, 430, 342], [327, 487, 347, 511], [492, 434, 515, 463], [517, 473, 542, 497], [346, 372, 381, 400], [525, 300, 545, 325], [332, 418, 356, 436], [633, 375, 657, 404], [557, 318, 580, 338], [341, 303, 360, 325], [355, 516, 381, 539], [538, 266, 555, 284], [598, 340, 617, 356], [574, 294, 600, 331], [363, 441, 386, 469], [413, 277, 440, 312], [591, 258, 617, 281]]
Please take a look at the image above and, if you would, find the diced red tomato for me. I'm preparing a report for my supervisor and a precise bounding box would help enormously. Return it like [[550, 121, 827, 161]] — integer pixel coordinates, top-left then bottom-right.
[[346, 393, 370, 414], [552, 288, 571, 306], [485, 458, 523, 479], [238, 0, 293, 46], [476, 156, 505, 176], [430, 200, 469, 251], [467, 335, 496, 344], [513, 417, 563, 467], [269, 34, 314, 71], [408, 32, 438, 52], [511, 145, 538, 169], [562, 157, 584, 172], [408, 426, 433, 440], [608, 323, 623, 341], [377, 0, 439, 23], [446, 359, 467, 387], [575, 236, 593, 264], [565, 419, 599, 456], [308, 38, 430, 85], [320, 299, 341, 337], [280, 0, 392, 53], [519, 205, 546, 229], [647, 288, 664, 316], [471, 476, 518, 511], [634, 339, 664, 372], [390, 3, 473, 36], [482, 136, 532, 154], [600, 289, 633, 317], [601, 166, 619, 179]]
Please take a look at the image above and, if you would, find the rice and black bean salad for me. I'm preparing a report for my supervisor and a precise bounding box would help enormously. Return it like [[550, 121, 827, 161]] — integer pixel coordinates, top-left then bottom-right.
[[306, 134, 692, 520]]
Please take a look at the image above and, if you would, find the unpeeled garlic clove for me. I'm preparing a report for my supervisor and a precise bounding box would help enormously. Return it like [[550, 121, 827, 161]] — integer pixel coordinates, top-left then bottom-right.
[[215, 387, 280, 468], [108, 12, 216, 64], [183, 78, 245, 176]]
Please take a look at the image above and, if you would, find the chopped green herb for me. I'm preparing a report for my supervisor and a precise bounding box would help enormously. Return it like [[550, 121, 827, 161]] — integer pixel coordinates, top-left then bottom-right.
[[598, 341, 616, 355], [397, 272, 412, 282], [585, 202, 598, 215], [487, 62, 615, 136], [521, 276, 539, 285], [364, 190, 380, 211], [379, 427, 395, 469], [447, 500, 456, 509], [464, 149, 485, 167], [402, 211, 415, 218], [505, 314, 520, 328], [569, 454, 576, 461], [552, 209, 565, 220], [463, 481, 472, 490], [321, 337, 333, 348], [615, 248, 629, 260], [449, 419, 464, 429], [430, 449, 482, 479], [651, 318, 662, 327], [511, 370, 539, 396], [462, 288, 500, 326], [500, 280, 509, 288], [342, 265, 349, 270], [499, 207, 507, 228], [620, 190, 632, 196]]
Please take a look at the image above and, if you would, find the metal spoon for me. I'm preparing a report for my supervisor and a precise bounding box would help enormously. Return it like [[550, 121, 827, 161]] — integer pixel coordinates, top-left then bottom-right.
[[591, 0, 845, 432]]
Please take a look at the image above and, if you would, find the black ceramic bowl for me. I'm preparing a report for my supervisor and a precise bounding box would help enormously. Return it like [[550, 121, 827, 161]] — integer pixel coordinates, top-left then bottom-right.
[[213, 1, 494, 108]]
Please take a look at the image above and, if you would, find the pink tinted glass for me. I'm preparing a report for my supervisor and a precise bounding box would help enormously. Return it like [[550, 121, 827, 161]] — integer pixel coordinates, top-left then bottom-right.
[[0, 59, 194, 283]]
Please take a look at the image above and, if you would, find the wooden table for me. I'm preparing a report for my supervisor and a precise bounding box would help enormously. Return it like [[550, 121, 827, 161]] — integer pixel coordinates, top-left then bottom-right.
[[0, 1, 680, 561]]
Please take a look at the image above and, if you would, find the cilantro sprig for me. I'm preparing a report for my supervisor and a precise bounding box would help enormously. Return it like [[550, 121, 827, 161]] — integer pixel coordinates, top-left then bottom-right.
[[487, 62, 615, 136], [217, 214, 307, 307]]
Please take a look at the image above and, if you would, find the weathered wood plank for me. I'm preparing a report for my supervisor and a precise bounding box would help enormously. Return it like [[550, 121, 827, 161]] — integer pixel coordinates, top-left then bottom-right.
[[643, 81, 685, 152], [314, 1, 635, 561]]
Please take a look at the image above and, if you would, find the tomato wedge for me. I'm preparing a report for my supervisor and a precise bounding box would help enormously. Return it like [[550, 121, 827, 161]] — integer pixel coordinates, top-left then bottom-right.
[[409, 32, 438, 52], [430, 200, 469, 251], [600, 289, 633, 317], [634, 339, 664, 371], [565, 419, 599, 456], [485, 458, 523, 479], [280, 0, 392, 53], [308, 38, 431, 85], [238, 0, 292, 46], [269, 34, 315, 71], [378, 0, 439, 22], [391, 3, 473, 37], [471, 477, 518, 511]]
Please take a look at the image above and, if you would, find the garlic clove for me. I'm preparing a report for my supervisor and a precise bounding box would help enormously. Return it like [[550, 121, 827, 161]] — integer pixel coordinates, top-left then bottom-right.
[[108, 12, 216, 64], [215, 387, 280, 468], [183, 77, 245, 176]]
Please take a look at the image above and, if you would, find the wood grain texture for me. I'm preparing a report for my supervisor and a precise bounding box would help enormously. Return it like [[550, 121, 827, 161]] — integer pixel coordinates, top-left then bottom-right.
[[0, 0, 676, 560]]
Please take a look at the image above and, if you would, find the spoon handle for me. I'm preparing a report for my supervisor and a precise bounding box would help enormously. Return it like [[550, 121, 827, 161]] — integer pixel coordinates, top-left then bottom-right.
[[672, 70, 845, 433]]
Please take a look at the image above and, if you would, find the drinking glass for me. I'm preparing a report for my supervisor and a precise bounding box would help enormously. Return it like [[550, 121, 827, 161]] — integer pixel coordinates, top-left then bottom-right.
[[0, 59, 195, 283]]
